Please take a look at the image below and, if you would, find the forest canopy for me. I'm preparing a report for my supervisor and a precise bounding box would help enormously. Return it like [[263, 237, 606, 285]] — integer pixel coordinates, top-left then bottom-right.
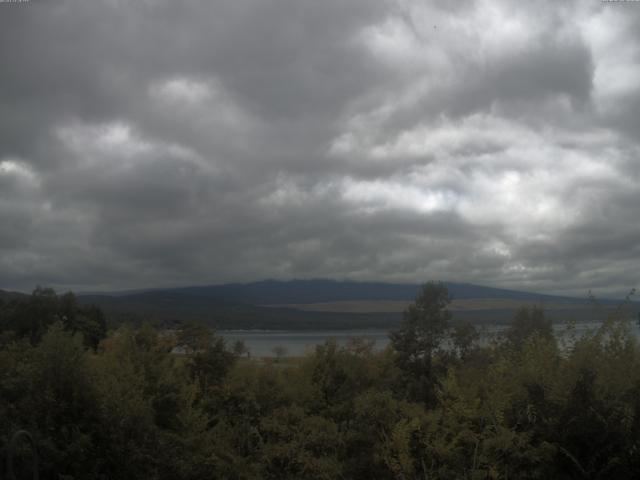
[[1, 283, 640, 479]]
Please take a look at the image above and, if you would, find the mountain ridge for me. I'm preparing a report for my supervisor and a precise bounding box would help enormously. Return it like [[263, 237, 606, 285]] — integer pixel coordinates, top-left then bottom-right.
[[78, 279, 588, 304], [72, 279, 639, 330]]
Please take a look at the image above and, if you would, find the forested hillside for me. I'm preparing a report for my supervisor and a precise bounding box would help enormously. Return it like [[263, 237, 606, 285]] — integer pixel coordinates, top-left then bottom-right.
[[2, 283, 640, 478], [76, 280, 640, 330]]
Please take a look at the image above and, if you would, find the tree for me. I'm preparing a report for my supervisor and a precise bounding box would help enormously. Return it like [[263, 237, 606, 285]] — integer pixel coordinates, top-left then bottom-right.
[[177, 322, 213, 355], [59, 292, 107, 349], [11, 286, 59, 344], [272, 345, 288, 362], [506, 305, 553, 349], [0, 288, 106, 348], [28, 322, 102, 478], [389, 281, 452, 405], [177, 323, 237, 394], [451, 321, 480, 360], [232, 339, 249, 357], [260, 405, 343, 480]]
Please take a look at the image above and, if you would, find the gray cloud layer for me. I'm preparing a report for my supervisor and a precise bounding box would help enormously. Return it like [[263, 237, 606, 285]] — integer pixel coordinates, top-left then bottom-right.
[[1, 0, 639, 296]]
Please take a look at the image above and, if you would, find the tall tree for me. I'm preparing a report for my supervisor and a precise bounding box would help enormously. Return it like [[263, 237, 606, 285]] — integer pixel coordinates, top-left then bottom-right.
[[390, 281, 452, 405], [506, 305, 552, 349]]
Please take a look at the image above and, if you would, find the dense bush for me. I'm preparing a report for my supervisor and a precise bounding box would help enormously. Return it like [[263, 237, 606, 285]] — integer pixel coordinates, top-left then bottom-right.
[[1, 285, 640, 479]]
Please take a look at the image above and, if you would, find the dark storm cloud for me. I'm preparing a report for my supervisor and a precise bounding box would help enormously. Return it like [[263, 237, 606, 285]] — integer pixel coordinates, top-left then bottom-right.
[[0, 0, 639, 296]]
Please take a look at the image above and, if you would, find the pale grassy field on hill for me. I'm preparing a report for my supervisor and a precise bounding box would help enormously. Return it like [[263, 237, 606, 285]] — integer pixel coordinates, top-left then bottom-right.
[[264, 298, 590, 314]]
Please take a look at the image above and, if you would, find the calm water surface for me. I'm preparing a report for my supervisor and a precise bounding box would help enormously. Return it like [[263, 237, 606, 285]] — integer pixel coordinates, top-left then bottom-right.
[[221, 320, 640, 357]]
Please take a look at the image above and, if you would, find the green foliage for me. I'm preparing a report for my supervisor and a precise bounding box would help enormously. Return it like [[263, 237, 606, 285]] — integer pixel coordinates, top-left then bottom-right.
[[2, 285, 640, 479], [451, 321, 480, 360], [506, 305, 553, 349], [390, 281, 452, 405], [0, 323, 102, 478], [260, 405, 342, 479], [0, 287, 106, 348]]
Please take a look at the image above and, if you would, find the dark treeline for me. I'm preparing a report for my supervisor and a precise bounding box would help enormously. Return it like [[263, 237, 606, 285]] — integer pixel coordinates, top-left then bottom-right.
[[1, 282, 640, 479]]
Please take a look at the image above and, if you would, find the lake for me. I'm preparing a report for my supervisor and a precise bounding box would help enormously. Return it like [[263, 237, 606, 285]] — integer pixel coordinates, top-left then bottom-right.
[[220, 320, 640, 357]]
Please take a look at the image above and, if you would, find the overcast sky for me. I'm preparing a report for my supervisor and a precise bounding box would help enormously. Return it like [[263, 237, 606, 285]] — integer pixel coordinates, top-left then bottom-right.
[[1, 0, 639, 296]]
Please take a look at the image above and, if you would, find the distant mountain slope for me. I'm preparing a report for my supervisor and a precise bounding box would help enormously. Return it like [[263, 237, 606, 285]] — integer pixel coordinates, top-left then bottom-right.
[[76, 279, 637, 330], [77, 292, 400, 330], [82, 279, 581, 305], [0, 289, 28, 302]]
